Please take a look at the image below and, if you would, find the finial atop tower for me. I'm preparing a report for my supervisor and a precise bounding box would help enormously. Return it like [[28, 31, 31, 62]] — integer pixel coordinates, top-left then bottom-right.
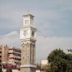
[[27, 10, 30, 14], [23, 11, 34, 18], [23, 9, 34, 17]]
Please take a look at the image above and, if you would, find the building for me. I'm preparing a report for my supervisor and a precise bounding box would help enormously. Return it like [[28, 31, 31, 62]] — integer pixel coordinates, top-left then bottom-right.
[[8, 47, 21, 66], [41, 60, 48, 68], [0, 45, 9, 64], [0, 45, 21, 70], [20, 14, 37, 72], [40, 60, 48, 72], [36, 60, 48, 72]]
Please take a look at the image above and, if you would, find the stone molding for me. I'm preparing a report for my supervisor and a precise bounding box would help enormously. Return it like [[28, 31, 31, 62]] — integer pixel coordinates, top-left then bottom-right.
[[20, 64, 36, 68]]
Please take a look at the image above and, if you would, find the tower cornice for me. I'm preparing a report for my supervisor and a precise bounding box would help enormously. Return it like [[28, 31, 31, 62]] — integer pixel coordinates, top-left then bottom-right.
[[22, 14, 34, 18]]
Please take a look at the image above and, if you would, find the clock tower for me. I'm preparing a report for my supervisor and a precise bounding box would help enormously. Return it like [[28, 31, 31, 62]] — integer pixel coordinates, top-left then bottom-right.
[[20, 14, 36, 72]]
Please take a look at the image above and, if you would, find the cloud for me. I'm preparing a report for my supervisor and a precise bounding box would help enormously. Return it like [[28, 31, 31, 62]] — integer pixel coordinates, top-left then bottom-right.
[[0, 31, 20, 48], [0, 0, 72, 62], [0, 0, 72, 36], [36, 35, 72, 62], [0, 31, 72, 63], [4, 31, 18, 38]]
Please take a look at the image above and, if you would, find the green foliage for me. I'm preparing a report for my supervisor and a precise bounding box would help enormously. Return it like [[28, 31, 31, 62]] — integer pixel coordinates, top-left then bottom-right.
[[0, 62, 2, 72], [0, 68, 2, 72], [47, 49, 72, 72]]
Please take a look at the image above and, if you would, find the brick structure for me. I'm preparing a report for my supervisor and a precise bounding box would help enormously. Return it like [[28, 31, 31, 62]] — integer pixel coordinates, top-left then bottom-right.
[[0, 45, 21, 69]]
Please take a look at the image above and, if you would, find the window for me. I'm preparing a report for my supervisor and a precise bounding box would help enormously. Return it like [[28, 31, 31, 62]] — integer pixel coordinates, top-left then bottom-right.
[[25, 20, 29, 24], [32, 31, 34, 37]]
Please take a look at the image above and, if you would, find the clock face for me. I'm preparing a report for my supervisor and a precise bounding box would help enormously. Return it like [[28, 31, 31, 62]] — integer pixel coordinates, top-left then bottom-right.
[[24, 30, 27, 36]]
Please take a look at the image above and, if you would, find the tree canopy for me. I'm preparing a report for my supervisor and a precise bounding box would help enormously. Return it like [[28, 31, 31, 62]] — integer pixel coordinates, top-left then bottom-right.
[[0, 60, 2, 72], [47, 49, 72, 72]]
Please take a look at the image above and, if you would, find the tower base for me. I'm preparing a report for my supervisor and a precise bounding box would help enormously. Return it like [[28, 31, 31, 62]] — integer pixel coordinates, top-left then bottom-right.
[[20, 68, 35, 72], [20, 64, 36, 72]]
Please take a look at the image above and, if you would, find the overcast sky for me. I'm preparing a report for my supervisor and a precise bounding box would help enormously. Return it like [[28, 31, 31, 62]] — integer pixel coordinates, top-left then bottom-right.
[[0, 0, 72, 63]]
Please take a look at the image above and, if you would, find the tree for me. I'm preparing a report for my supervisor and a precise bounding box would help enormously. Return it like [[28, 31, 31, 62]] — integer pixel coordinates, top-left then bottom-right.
[[47, 49, 72, 72], [0, 60, 2, 72], [0, 65, 2, 72]]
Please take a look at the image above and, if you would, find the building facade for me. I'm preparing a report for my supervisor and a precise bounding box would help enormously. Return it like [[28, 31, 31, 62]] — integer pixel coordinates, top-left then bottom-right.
[[8, 47, 21, 65], [0, 45, 21, 69], [20, 14, 37, 72]]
